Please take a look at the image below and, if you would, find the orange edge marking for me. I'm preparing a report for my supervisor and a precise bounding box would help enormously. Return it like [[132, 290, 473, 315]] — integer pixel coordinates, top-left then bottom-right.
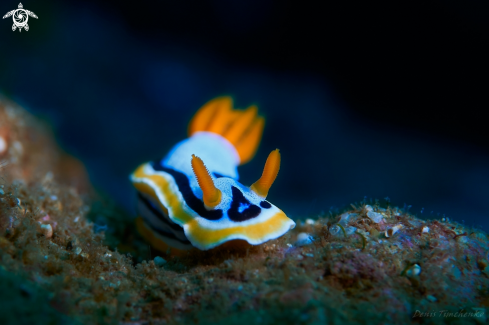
[[132, 164, 193, 225], [131, 164, 294, 249], [185, 210, 293, 249]]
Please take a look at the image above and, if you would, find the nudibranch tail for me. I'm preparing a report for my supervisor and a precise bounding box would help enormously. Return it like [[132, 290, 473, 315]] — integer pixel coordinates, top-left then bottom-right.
[[250, 149, 281, 198], [191, 154, 222, 209], [188, 97, 264, 165]]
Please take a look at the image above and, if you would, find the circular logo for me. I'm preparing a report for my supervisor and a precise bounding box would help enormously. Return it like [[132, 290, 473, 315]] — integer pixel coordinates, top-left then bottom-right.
[[3, 3, 38, 32], [13, 9, 28, 27]]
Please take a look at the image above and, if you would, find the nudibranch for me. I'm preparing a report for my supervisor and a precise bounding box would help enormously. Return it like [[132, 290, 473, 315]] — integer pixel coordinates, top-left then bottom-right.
[[130, 97, 295, 252]]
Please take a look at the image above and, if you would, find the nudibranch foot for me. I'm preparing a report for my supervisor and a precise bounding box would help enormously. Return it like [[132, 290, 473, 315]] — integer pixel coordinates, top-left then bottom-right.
[[131, 97, 295, 251]]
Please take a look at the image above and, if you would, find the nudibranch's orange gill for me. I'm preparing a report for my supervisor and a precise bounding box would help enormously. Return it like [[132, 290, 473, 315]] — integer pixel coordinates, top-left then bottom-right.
[[130, 97, 295, 251]]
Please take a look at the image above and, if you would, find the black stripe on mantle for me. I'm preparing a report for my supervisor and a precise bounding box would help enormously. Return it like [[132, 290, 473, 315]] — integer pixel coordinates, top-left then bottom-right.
[[151, 161, 223, 221], [137, 193, 191, 245], [137, 192, 185, 233]]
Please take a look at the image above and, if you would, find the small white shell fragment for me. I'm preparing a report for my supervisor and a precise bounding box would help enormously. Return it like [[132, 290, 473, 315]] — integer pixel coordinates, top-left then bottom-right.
[[338, 212, 356, 226], [295, 232, 313, 246], [0, 136, 7, 155], [154, 256, 167, 267], [329, 224, 341, 236], [356, 228, 369, 237], [385, 224, 403, 238], [74, 247, 82, 255], [40, 224, 53, 238], [452, 264, 462, 279], [330, 224, 357, 237], [426, 295, 437, 302], [365, 205, 373, 212], [367, 211, 384, 223], [422, 226, 429, 233], [305, 218, 315, 225], [406, 264, 421, 277], [12, 141, 23, 155], [43, 172, 54, 183], [345, 226, 357, 235]]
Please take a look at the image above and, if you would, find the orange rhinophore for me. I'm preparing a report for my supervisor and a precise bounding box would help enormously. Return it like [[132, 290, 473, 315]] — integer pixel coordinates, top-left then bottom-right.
[[250, 149, 281, 199], [191, 154, 222, 209]]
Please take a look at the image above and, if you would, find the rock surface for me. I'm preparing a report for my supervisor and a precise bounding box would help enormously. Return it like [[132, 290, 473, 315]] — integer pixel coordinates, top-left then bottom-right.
[[0, 98, 488, 324]]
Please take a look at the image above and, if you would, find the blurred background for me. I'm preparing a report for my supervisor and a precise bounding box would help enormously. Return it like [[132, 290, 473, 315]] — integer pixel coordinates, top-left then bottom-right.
[[1, 1, 488, 230]]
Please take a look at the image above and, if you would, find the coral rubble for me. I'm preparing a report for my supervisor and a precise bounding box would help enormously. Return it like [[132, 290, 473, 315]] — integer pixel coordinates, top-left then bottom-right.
[[0, 98, 488, 324]]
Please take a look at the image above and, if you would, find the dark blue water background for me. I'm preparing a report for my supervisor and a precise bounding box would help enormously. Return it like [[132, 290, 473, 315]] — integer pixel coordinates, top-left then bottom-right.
[[1, 1, 487, 231]]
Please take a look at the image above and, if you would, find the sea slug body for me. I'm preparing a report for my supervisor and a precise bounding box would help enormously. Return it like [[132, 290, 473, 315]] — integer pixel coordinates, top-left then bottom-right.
[[130, 97, 295, 252]]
